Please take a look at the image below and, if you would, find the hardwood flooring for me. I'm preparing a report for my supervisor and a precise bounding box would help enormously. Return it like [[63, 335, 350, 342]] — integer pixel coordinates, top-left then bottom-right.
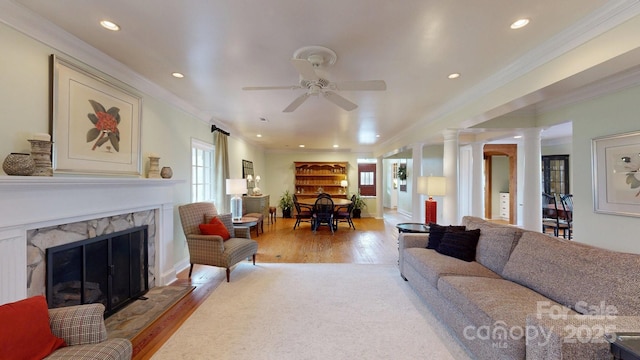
[[131, 209, 410, 359]]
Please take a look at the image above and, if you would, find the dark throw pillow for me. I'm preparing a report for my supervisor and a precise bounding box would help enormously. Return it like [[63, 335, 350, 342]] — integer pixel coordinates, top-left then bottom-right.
[[426, 223, 466, 250], [436, 229, 481, 262]]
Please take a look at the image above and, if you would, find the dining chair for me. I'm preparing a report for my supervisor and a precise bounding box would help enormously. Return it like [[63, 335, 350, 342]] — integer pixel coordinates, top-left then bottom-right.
[[558, 194, 573, 239], [542, 192, 560, 236], [312, 196, 335, 234], [334, 194, 356, 230], [293, 194, 314, 230]]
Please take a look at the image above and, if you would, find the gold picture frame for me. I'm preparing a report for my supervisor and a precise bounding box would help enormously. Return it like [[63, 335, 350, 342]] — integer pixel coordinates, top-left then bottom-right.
[[592, 130, 640, 217], [51, 55, 142, 176]]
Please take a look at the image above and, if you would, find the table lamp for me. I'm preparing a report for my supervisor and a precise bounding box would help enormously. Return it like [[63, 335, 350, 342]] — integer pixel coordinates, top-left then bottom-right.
[[340, 180, 348, 194], [246, 174, 253, 195], [226, 179, 247, 221], [253, 175, 262, 195], [417, 176, 446, 224]]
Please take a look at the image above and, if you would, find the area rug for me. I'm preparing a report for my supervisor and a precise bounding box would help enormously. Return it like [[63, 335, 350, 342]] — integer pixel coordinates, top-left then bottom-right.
[[105, 285, 195, 340], [151, 263, 471, 359]]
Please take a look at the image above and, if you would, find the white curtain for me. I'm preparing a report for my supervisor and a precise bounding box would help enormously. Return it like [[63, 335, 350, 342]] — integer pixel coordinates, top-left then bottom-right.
[[213, 131, 230, 213]]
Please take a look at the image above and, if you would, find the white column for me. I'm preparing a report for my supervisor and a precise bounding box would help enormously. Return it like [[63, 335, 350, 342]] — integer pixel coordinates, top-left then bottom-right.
[[375, 156, 384, 219], [411, 143, 424, 223], [521, 128, 543, 232], [443, 129, 459, 225], [471, 141, 485, 218]]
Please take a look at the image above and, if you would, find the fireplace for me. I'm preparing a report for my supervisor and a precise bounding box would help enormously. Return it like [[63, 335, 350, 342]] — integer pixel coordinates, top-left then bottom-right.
[[46, 226, 149, 317], [0, 177, 180, 306]]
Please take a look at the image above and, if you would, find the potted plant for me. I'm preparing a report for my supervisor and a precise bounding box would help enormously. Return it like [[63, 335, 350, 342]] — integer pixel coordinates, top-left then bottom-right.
[[352, 192, 367, 218], [279, 190, 294, 218]]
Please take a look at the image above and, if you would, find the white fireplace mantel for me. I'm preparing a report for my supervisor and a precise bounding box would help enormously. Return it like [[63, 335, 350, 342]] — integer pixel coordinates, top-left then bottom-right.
[[0, 176, 182, 305]]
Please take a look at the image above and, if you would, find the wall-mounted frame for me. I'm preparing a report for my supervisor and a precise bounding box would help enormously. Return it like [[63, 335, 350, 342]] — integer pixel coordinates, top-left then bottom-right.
[[592, 130, 640, 217], [242, 159, 254, 189], [51, 55, 142, 176]]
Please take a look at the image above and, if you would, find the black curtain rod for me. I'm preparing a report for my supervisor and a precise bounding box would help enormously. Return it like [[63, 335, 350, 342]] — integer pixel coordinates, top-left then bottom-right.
[[211, 125, 230, 136]]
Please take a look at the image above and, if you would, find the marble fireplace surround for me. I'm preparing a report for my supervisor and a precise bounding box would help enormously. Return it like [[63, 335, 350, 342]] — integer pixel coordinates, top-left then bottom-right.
[[0, 177, 181, 305]]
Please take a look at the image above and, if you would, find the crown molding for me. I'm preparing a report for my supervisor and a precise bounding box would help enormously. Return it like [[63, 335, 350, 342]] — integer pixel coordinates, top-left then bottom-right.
[[378, 0, 640, 155], [0, 0, 211, 123]]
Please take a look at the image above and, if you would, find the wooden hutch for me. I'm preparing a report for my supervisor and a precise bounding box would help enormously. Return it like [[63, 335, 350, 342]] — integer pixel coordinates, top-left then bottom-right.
[[294, 161, 348, 199]]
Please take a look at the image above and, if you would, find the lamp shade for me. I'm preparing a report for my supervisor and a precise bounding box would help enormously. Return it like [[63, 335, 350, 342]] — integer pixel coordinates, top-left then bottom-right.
[[340, 180, 348, 187], [417, 176, 446, 197], [226, 179, 247, 195]]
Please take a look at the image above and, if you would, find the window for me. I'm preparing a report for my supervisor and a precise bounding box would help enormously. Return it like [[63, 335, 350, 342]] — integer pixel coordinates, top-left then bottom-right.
[[191, 139, 214, 202], [358, 162, 376, 196], [541, 155, 569, 196]]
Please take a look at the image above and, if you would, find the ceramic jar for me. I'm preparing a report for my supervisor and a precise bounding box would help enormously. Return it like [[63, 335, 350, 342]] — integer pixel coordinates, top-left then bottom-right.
[[3, 153, 36, 176], [160, 166, 173, 179]]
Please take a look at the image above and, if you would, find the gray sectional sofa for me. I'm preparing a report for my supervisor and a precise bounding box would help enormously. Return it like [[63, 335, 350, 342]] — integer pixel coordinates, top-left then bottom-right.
[[399, 216, 640, 359]]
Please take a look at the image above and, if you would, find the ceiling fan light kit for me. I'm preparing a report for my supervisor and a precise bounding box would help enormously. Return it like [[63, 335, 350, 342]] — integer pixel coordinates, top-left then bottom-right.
[[243, 45, 386, 112]]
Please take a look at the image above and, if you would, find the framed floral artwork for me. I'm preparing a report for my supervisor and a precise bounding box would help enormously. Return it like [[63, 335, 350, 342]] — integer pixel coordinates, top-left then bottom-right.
[[51, 55, 142, 176], [592, 130, 640, 217]]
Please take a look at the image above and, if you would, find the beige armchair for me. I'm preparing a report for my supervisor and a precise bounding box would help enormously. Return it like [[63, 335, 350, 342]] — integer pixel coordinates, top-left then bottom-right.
[[178, 202, 258, 282]]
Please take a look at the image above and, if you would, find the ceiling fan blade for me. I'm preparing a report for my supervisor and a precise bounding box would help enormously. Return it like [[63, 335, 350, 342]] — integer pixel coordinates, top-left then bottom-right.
[[283, 93, 311, 112], [323, 91, 358, 111], [242, 85, 301, 90], [290, 59, 319, 81], [333, 80, 387, 91]]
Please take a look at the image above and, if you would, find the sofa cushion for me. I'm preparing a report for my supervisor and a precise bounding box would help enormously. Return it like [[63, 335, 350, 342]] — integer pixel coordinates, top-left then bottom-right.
[[436, 229, 481, 262], [0, 296, 66, 360], [403, 248, 502, 288], [467, 225, 523, 275], [437, 276, 577, 359], [426, 223, 466, 249], [502, 231, 640, 316]]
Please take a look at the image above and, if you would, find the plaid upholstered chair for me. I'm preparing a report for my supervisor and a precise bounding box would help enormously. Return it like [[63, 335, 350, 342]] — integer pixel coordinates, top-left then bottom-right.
[[46, 302, 132, 359], [178, 202, 258, 282]]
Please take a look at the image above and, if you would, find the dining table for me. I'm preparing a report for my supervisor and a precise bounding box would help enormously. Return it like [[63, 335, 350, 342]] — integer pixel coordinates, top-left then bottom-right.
[[297, 197, 352, 207]]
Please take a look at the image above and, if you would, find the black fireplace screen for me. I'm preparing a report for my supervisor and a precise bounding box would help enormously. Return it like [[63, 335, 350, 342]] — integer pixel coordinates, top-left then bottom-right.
[[46, 225, 149, 317]]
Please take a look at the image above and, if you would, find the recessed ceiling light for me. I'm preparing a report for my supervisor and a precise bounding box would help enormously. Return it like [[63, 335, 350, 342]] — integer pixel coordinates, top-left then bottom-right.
[[256, 134, 262, 138], [171, 72, 184, 78], [448, 73, 460, 79], [376, 134, 381, 138], [299, 144, 305, 148], [510, 18, 530, 30], [514, 135, 522, 139], [99, 20, 120, 31], [333, 144, 339, 148]]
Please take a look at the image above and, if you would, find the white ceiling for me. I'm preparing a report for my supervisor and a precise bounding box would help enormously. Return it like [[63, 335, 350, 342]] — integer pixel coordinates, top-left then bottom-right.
[[9, 0, 625, 152]]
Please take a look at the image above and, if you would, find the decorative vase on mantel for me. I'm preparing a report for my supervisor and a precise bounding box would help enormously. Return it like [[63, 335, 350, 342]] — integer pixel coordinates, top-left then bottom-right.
[[148, 156, 161, 178], [160, 166, 173, 179], [28, 139, 53, 176], [2, 153, 36, 176]]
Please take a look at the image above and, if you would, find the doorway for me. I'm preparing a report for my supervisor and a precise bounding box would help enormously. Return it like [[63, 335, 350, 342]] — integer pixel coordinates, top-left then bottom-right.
[[484, 144, 517, 224]]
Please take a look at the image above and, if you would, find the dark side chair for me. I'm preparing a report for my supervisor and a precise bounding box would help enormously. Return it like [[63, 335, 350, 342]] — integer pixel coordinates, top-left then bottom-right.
[[558, 194, 573, 239], [334, 194, 356, 230], [312, 196, 334, 234], [293, 194, 313, 230], [542, 192, 560, 236]]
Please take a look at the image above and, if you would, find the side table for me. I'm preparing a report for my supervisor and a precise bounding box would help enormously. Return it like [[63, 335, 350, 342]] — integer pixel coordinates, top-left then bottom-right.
[[233, 216, 259, 238], [396, 223, 430, 233], [395, 223, 429, 268], [608, 333, 640, 360]]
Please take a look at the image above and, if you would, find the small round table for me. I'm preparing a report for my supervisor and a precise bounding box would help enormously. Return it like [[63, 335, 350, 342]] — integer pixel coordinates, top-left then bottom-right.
[[395, 223, 430, 233], [233, 216, 260, 238]]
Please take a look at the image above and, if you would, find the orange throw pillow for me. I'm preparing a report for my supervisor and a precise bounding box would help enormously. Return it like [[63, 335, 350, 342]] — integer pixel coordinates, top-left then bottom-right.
[[199, 216, 231, 240], [0, 296, 66, 359]]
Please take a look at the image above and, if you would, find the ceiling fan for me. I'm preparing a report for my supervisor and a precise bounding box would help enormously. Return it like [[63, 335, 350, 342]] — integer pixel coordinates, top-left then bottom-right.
[[242, 46, 386, 112]]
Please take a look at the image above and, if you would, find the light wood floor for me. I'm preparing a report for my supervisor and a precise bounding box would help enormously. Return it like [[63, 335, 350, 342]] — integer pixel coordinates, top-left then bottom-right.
[[131, 209, 411, 359]]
